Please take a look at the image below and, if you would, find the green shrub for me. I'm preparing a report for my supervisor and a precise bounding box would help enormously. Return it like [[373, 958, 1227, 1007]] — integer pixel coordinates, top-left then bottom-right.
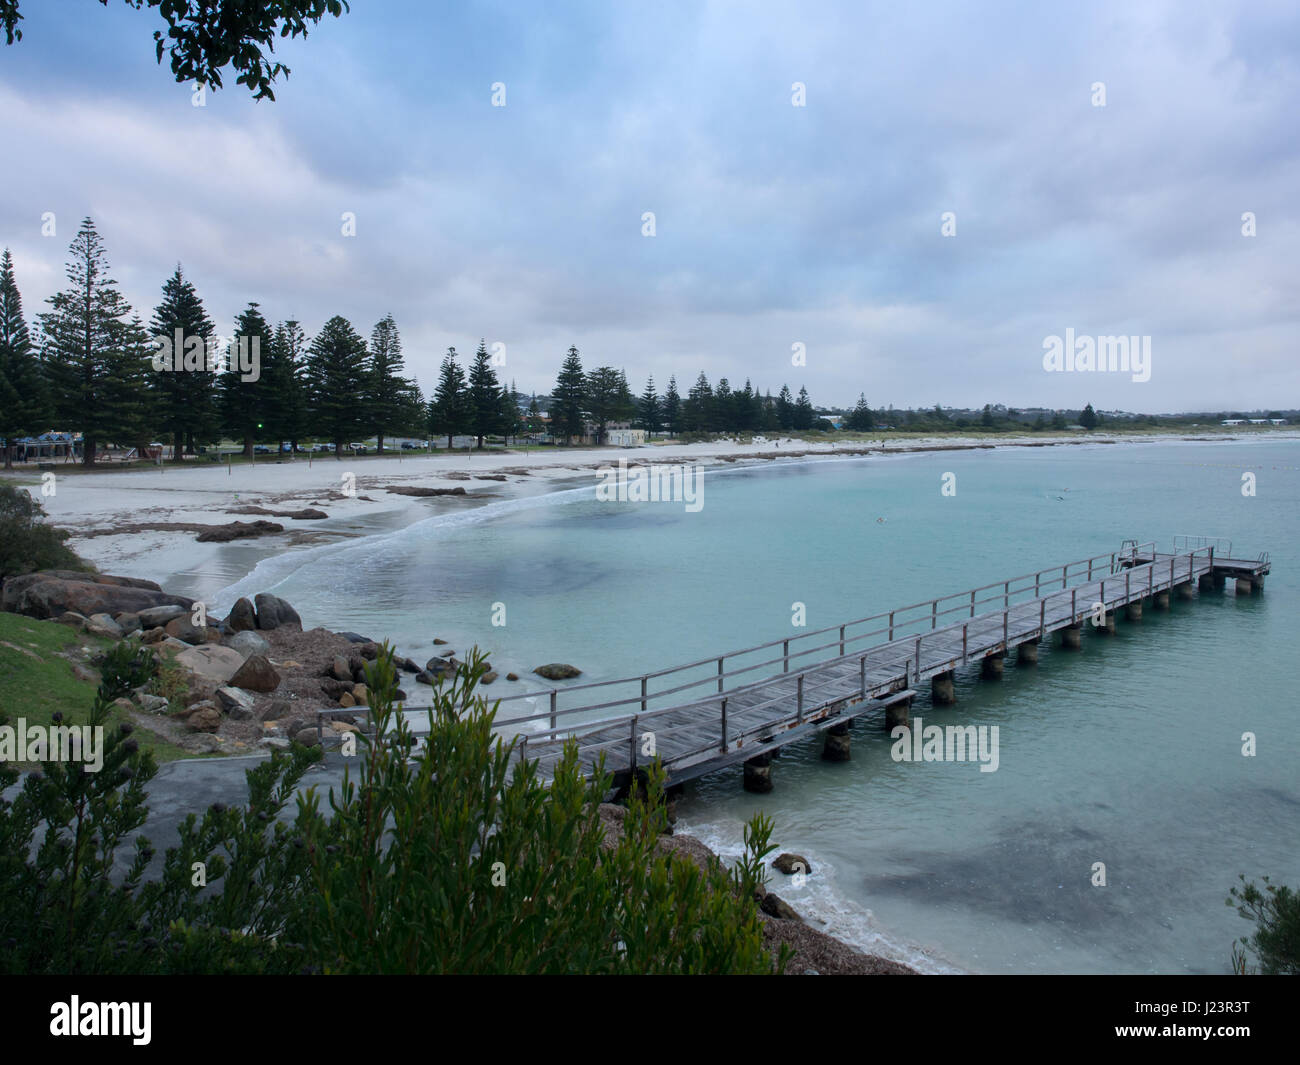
[[0, 482, 89, 582], [1229, 875, 1300, 974], [97, 637, 158, 700], [1, 644, 787, 974]]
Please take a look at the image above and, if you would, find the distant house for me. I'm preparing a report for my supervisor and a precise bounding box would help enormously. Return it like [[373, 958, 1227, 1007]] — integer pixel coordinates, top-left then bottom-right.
[[1221, 419, 1245, 426], [1248, 418, 1268, 425], [1270, 418, 1287, 425], [605, 428, 646, 446]]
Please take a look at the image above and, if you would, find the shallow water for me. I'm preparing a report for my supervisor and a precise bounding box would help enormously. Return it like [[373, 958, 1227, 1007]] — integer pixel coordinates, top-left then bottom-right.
[[212, 438, 1300, 973]]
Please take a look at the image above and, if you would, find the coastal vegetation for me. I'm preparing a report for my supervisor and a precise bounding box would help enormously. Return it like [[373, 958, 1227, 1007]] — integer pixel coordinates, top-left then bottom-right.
[[0, 645, 789, 974], [0, 482, 87, 581], [1228, 875, 1300, 975]]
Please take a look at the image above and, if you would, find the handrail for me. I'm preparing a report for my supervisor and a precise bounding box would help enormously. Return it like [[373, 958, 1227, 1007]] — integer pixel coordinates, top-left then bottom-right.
[[474, 543, 1220, 744], [509, 548, 1223, 754], [485, 544, 1131, 721], [1173, 534, 1232, 557], [397, 544, 1227, 755]]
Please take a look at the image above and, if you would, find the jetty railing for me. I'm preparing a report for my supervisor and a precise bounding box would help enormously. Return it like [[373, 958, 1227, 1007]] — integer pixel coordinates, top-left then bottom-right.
[[478, 541, 1185, 743], [1173, 533, 1232, 557]]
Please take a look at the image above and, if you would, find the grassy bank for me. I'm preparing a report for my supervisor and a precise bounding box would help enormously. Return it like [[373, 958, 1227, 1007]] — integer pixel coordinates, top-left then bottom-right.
[[0, 612, 191, 766]]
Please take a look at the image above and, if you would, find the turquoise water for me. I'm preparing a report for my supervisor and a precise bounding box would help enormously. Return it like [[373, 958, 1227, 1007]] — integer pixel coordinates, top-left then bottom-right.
[[215, 439, 1300, 973]]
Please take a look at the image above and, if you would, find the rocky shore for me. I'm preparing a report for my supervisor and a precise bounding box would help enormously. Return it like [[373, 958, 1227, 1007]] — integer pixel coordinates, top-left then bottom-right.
[[2, 566, 917, 974]]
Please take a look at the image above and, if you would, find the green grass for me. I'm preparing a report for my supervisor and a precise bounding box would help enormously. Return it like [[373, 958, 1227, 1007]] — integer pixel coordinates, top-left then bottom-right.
[[0, 612, 191, 765]]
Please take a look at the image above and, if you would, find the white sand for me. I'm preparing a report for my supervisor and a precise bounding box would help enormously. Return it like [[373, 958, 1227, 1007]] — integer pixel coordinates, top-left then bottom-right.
[[6, 431, 1283, 600]]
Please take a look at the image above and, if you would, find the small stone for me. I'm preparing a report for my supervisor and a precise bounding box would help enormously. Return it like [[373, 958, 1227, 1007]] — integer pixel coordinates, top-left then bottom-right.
[[293, 728, 321, 748], [138, 693, 170, 714], [329, 656, 351, 682], [258, 737, 290, 750], [262, 698, 291, 722], [480, 671, 498, 685], [57, 611, 88, 629], [506, 672, 519, 681], [350, 683, 368, 705], [339, 692, 355, 707], [140, 626, 166, 644], [433, 638, 448, 645]]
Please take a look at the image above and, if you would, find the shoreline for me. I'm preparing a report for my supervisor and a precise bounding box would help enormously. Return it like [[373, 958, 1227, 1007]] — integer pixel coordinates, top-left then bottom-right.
[[10, 431, 1294, 602], [8, 430, 1293, 975]]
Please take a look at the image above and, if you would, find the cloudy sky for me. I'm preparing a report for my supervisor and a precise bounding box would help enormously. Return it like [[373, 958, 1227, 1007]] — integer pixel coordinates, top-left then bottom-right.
[[2, 0, 1297, 412]]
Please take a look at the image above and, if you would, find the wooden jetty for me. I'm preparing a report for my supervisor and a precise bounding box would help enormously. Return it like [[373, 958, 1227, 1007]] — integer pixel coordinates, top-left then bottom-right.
[[429, 536, 1270, 792]]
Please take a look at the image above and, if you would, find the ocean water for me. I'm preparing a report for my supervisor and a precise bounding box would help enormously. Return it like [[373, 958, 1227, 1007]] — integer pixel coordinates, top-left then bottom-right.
[[212, 438, 1300, 973]]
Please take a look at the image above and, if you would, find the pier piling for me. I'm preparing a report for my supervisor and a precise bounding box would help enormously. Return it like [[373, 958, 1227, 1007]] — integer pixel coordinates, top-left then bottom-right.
[[743, 753, 774, 793], [821, 721, 851, 762], [931, 670, 956, 705], [981, 653, 1005, 678]]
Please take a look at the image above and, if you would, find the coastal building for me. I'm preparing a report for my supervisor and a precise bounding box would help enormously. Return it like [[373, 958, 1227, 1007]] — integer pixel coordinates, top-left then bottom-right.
[[605, 428, 646, 446], [8, 431, 80, 462], [1221, 419, 1245, 426]]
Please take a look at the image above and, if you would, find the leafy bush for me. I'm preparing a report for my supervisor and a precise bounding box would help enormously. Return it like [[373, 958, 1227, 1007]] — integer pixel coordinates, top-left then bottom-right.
[[0, 482, 89, 582], [1, 644, 787, 974], [1229, 875, 1300, 974], [97, 637, 158, 700], [150, 656, 189, 710]]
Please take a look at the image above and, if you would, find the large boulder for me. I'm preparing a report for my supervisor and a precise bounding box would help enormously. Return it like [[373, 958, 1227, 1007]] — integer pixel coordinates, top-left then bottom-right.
[[1, 571, 193, 621], [773, 853, 813, 876], [228, 654, 280, 693], [138, 604, 187, 628], [225, 597, 257, 633], [84, 613, 124, 639], [533, 663, 582, 680], [164, 616, 219, 645], [225, 629, 271, 659], [215, 686, 256, 719], [759, 892, 804, 922], [173, 644, 245, 684], [253, 593, 301, 631], [185, 703, 223, 733], [114, 612, 142, 635]]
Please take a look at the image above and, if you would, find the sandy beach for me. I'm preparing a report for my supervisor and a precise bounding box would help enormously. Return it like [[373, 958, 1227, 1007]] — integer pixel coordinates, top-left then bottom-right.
[[7, 431, 1284, 606]]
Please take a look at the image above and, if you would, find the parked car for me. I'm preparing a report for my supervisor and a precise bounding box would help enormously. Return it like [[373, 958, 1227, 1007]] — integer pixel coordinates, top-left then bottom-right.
[[400, 441, 422, 450], [311, 443, 332, 453], [253, 444, 272, 454], [348, 442, 368, 454]]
